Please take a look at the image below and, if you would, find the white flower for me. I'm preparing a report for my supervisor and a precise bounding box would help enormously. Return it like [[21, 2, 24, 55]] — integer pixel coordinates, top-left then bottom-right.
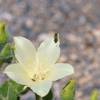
[[4, 34, 74, 97]]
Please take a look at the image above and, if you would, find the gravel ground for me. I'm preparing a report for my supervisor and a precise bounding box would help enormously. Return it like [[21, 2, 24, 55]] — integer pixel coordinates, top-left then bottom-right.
[[0, 0, 100, 100]]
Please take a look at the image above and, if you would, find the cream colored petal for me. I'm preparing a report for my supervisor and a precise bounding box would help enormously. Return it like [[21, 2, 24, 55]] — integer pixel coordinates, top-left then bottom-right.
[[4, 64, 33, 86], [14, 36, 36, 75], [30, 81, 52, 97], [37, 37, 60, 64], [49, 63, 74, 81]]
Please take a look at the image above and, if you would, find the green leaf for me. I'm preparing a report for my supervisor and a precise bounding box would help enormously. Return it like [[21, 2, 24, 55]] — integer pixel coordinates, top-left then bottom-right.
[[0, 21, 8, 47], [0, 80, 24, 100], [43, 90, 53, 100], [60, 79, 76, 100], [0, 43, 13, 63], [90, 89, 98, 100]]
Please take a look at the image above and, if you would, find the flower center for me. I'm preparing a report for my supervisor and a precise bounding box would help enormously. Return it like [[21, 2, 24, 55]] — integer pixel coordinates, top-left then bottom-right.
[[31, 68, 50, 82]]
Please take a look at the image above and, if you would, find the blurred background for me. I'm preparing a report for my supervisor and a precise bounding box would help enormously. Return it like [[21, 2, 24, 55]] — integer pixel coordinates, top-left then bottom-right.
[[0, 0, 100, 100]]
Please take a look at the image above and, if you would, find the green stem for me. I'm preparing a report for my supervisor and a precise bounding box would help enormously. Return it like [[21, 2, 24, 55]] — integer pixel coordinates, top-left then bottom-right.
[[35, 94, 42, 100], [17, 87, 30, 100]]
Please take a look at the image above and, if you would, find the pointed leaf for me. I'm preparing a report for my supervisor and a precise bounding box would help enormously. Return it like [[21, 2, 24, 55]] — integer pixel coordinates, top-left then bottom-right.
[[0, 43, 13, 63], [60, 80, 76, 100], [0, 21, 8, 47], [90, 89, 98, 100], [0, 80, 24, 100]]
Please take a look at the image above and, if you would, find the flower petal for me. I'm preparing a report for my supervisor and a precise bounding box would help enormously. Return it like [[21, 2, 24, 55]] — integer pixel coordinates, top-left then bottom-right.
[[49, 63, 74, 81], [30, 81, 52, 97], [37, 37, 60, 64], [14, 36, 36, 75], [4, 64, 33, 86]]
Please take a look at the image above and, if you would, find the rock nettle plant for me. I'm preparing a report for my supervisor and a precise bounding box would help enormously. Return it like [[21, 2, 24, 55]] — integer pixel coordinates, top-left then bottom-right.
[[0, 22, 99, 100]]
